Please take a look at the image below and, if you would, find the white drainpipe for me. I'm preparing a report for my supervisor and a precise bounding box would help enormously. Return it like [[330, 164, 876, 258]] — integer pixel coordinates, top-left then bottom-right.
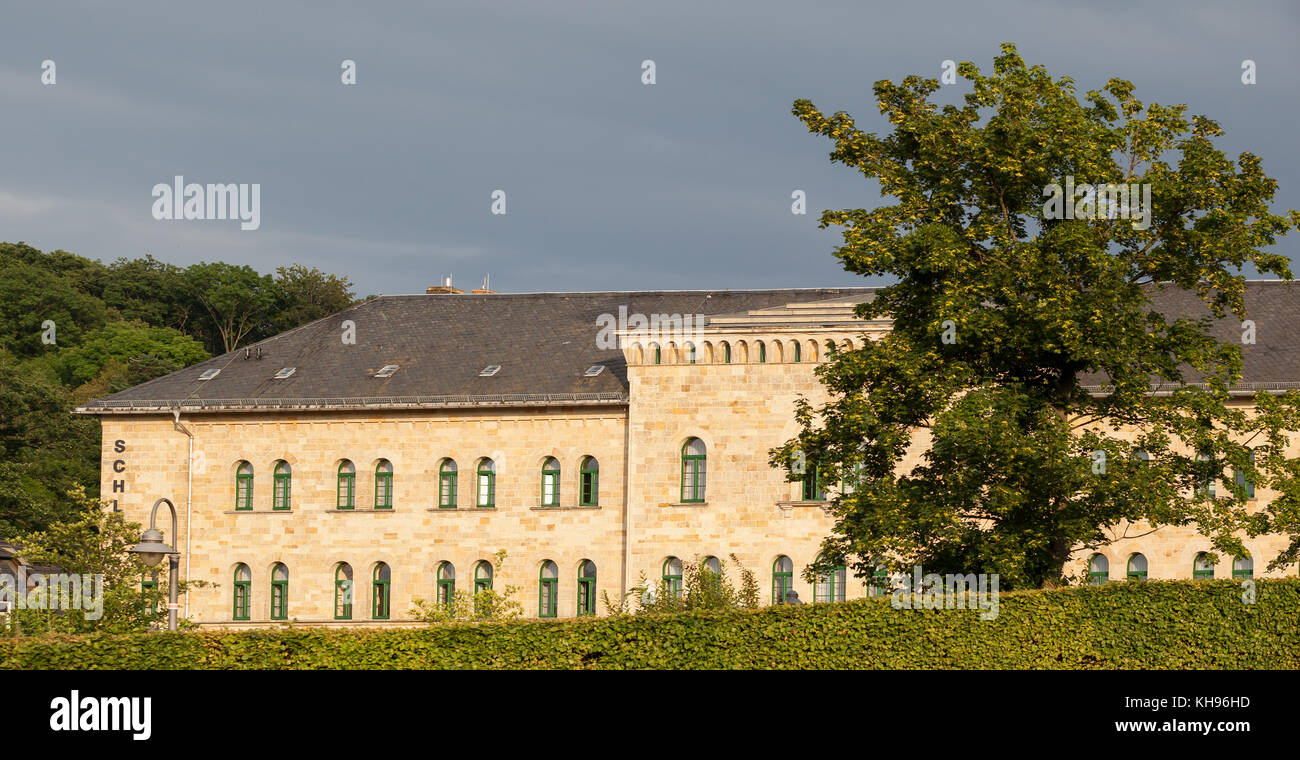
[[172, 409, 194, 620]]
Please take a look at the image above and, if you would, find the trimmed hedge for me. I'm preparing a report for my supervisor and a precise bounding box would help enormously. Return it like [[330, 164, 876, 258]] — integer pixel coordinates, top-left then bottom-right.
[[3, 580, 1298, 669]]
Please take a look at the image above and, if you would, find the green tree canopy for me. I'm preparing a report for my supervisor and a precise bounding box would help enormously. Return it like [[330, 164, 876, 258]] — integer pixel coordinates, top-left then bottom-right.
[[776, 43, 1300, 589]]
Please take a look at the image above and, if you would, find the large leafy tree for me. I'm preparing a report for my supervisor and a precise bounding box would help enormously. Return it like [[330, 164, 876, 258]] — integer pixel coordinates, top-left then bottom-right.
[[270, 264, 357, 333], [183, 261, 278, 354], [776, 44, 1300, 589]]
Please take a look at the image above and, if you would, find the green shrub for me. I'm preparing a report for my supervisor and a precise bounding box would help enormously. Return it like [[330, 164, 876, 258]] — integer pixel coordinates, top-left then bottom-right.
[[2, 580, 1297, 669]]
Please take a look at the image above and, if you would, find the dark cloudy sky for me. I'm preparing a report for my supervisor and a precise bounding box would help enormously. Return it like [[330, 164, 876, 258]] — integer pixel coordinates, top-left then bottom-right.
[[3, 1, 1298, 297]]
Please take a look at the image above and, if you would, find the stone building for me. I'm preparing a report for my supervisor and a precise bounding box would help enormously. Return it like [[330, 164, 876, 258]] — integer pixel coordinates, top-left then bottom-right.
[[76, 283, 1300, 626]]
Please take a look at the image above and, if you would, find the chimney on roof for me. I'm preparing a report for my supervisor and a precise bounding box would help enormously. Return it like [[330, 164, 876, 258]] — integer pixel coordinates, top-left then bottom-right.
[[471, 274, 495, 294], [427, 274, 464, 295]]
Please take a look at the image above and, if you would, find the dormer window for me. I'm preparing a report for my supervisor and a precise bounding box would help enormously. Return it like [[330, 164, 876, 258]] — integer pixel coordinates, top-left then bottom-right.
[[374, 364, 399, 378], [274, 367, 296, 379], [479, 365, 501, 377]]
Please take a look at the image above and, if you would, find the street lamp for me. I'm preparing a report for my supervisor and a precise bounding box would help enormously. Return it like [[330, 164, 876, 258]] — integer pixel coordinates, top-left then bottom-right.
[[129, 497, 181, 631]]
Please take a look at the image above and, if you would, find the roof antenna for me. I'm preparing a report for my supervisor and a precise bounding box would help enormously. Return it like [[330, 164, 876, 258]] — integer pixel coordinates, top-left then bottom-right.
[[483, 274, 490, 291]]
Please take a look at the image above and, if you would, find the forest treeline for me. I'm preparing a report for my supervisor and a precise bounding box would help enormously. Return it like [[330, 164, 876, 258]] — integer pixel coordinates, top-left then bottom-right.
[[0, 241, 361, 535]]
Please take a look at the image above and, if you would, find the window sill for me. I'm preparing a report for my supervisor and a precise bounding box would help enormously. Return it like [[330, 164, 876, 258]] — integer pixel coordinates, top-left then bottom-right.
[[777, 500, 830, 508], [226, 509, 294, 514], [330, 508, 396, 513], [667, 501, 708, 507], [426, 507, 498, 512], [531, 505, 601, 511]]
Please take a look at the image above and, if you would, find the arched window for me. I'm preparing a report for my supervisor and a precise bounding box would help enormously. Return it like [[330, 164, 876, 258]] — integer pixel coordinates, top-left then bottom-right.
[[685, 342, 696, 364], [1233, 554, 1253, 580], [580, 456, 599, 506], [232, 564, 251, 621], [793, 342, 802, 362], [538, 560, 558, 618], [577, 560, 597, 616], [772, 556, 793, 604], [757, 341, 766, 363], [814, 554, 846, 602], [1126, 553, 1147, 581], [1135, 450, 1151, 464], [372, 563, 391, 620], [721, 342, 731, 364], [1193, 552, 1215, 580], [702, 555, 722, 592], [270, 563, 288, 620], [541, 457, 560, 507], [374, 459, 393, 509], [437, 561, 455, 607], [272, 460, 291, 510], [477, 458, 496, 508], [337, 461, 355, 510], [680, 438, 706, 503], [334, 563, 353, 620], [1088, 554, 1109, 585], [662, 557, 683, 598], [651, 343, 661, 365], [474, 561, 493, 594], [235, 462, 253, 511], [439, 459, 457, 509]]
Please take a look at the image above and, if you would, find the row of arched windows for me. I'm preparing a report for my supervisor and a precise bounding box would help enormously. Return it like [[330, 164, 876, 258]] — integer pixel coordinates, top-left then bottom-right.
[[631, 338, 862, 365], [1087, 551, 1255, 584], [232, 456, 601, 511], [228, 560, 601, 621]]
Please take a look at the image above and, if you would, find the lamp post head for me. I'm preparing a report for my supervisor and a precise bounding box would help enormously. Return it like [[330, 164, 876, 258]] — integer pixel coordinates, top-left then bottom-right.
[[130, 527, 174, 567]]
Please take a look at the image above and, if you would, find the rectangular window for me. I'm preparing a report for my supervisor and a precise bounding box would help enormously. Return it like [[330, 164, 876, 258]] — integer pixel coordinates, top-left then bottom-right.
[[235, 476, 253, 511], [439, 473, 456, 508], [233, 582, 250, 621], [375, 473, 393, 509]]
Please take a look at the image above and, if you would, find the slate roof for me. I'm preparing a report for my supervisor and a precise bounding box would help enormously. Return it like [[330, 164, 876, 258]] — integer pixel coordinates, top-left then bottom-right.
[[77, 288, 878, 413], [75, 281, 1300, 415]]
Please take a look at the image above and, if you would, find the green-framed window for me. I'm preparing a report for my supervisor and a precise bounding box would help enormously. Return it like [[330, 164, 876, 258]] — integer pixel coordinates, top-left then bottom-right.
[[334, 563, 353, 620], [141, 573, 158, 615], [477, 458, 496, 508], [232, 564, 251, 621], [336, 460, 355, 509], [439, 459, 457, 508], [793, 342, 801, 362], [801, 462, 826, 501], [652, 344, 661, 365], [772, 556, 793, 604], [539, 560, 558, 618], [722, 342, 731, 363], [580, 456, 599, 506], [541, 457, 560, 506], [1235, 450, 1256, 499], [272, 460, 291, 510], [868, 565, 889, 597], [685, 342, 696, 364], [1126, 553, 1147, 581], [1232, 554, 1253, 580], [757, 342, 766, 363], [841, 460, 865, 495], [1193, 552, 1215, 580], [577, 560, 597, 616], [1195, 451, 1216, 498], [702, 555, 722, 593], [372, 563, 391, 620], [270, 562, 288, 620], [235, 461, 253, 510], [662, 557, 683, 598], [814, 555, 846, 602], [680, 438, 706, 502], [474, 560, 493, 594], [374, 459, 393, 509], [437, 561, 455, 607], [1088, 553, 1109, 585]]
